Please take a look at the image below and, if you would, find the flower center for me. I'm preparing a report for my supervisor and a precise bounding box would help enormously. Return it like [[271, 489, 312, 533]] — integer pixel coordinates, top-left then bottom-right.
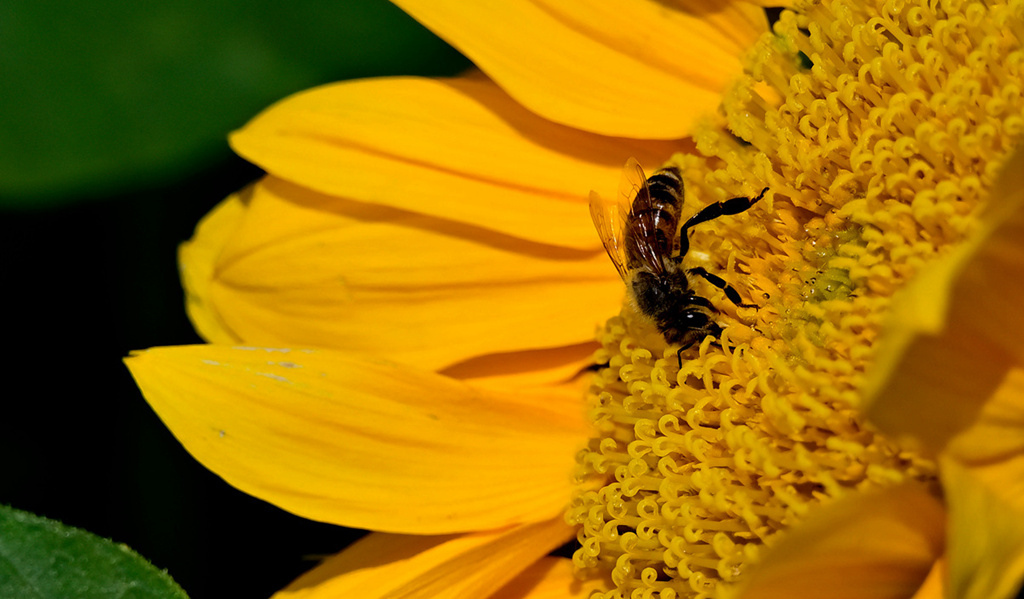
[[566, 0, 1024, 597]]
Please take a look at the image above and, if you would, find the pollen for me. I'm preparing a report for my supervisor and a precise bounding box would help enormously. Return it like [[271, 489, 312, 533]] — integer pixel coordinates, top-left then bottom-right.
[[566, 1, 1024, 597]]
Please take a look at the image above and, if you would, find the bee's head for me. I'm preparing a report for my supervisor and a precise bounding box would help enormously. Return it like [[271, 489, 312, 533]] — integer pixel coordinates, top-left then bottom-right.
[[632, 271, 691, 321]]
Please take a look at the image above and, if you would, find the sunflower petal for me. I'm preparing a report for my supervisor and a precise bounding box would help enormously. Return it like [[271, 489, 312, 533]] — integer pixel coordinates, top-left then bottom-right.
[[230, 75, 684, 248], [178, 190, 246, 344], [180, 177, 623, 370], [942, 458, 1024, 599], [865, 147, 1024, 452], [491, 557, 611, 599], [125, 345, 591, 534], [942, 144, 1024, 367], [388, 1, 768, 138], [731, 484, 945, 599], [272, 521, 573, 599], [908, 557, 946, 599], [865, 317, 1013, 455], [942, 366, 1024, 467], [439, 343, 597, 390]]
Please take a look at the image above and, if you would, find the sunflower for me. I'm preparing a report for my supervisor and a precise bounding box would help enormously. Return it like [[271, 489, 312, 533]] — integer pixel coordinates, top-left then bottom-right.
[[126, 1, 1024, 598]]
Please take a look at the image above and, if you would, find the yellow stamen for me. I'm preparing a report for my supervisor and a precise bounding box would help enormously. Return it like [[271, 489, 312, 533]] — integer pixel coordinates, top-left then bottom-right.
[[567, 0, 1024, 597]]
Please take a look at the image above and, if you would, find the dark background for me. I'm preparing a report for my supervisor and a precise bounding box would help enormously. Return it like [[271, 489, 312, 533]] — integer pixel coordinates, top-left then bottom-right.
[[1, 1, 468, 597]]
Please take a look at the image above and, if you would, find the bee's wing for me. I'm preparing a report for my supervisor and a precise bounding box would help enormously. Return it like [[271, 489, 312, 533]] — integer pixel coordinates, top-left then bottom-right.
[[619, 158, 665, 276], [589, 188, 630, 282], [618, 157, 647, 211]]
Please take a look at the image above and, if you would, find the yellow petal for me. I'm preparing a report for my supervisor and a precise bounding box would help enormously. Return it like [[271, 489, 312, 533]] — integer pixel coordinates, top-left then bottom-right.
[[943, 366, 1024, 467], [181, 177, 624, 370], [178, 191, 246, 344], [389, 1, 768, 138], [491, 557, 611, 599], [731, 484, 945, 599], [440, 343, 597, 391], [865, 147, 1024, 452], [230, 75, 684, 248], [272, 519, 573, 599], [125, 345, 591, 534], [865, 317, 1013, 456], [939, 143, 1024, 367], [908, 557, 946, 599], [942, 458, 1024, 599]]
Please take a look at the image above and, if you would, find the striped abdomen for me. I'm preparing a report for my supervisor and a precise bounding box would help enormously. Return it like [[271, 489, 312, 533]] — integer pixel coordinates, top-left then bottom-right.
[[625, 167, 685, 270]]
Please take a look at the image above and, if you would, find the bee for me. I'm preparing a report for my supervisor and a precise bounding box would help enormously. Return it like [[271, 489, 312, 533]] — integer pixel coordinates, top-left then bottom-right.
[[590, 158, 767, 365]]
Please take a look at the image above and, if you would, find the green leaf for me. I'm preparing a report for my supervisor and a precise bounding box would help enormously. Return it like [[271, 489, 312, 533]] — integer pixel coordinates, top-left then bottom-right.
[[0, 0, 470, 208], [0, 505, 188, 599]]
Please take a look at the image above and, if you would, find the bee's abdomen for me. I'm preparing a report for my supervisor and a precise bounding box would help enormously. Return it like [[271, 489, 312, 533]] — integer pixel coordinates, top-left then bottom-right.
[[632, 167, 683, 254], [646, 167, 684, 204]]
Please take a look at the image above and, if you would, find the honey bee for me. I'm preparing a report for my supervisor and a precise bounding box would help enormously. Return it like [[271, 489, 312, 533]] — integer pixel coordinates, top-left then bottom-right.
[[590, 158, 767, 364]]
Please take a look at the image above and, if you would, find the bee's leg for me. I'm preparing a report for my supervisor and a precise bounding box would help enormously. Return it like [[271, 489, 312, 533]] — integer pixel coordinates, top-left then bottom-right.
[[706, 321, 724, 345], [678, 187, 768, 255], [675, 328, 723, 369], [685, 293, 718, 313], [673, 313, 721, 369], [675, 338, 704, 369], [684, 187, 768, 229], [688, 267, 758, 308]]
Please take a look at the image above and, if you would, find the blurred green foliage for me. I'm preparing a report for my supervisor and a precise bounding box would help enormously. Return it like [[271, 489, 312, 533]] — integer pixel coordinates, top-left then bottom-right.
[[0, 0, 470, 207]]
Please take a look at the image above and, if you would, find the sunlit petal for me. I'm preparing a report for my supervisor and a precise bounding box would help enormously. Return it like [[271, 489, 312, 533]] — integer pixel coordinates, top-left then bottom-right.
[[180, 177, 623, 370], [179, 191, 246, 344], [491, 557, 611, 599], [389, 0, 768, 138], [125, 345, 590, 534], [272, 520, 573, 599], [230, 75, 684, 248]]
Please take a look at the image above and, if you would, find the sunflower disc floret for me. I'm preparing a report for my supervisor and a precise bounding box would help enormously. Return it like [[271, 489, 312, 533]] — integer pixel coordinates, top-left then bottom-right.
[[567, 1, 1024, 597]]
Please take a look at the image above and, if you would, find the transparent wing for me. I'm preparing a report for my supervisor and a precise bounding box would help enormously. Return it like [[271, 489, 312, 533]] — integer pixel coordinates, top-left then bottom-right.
[[619, 158, 665, 276], [591, 157, 667, 281], [589, 188, 629, 282], [618, 157, 648, 211]]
